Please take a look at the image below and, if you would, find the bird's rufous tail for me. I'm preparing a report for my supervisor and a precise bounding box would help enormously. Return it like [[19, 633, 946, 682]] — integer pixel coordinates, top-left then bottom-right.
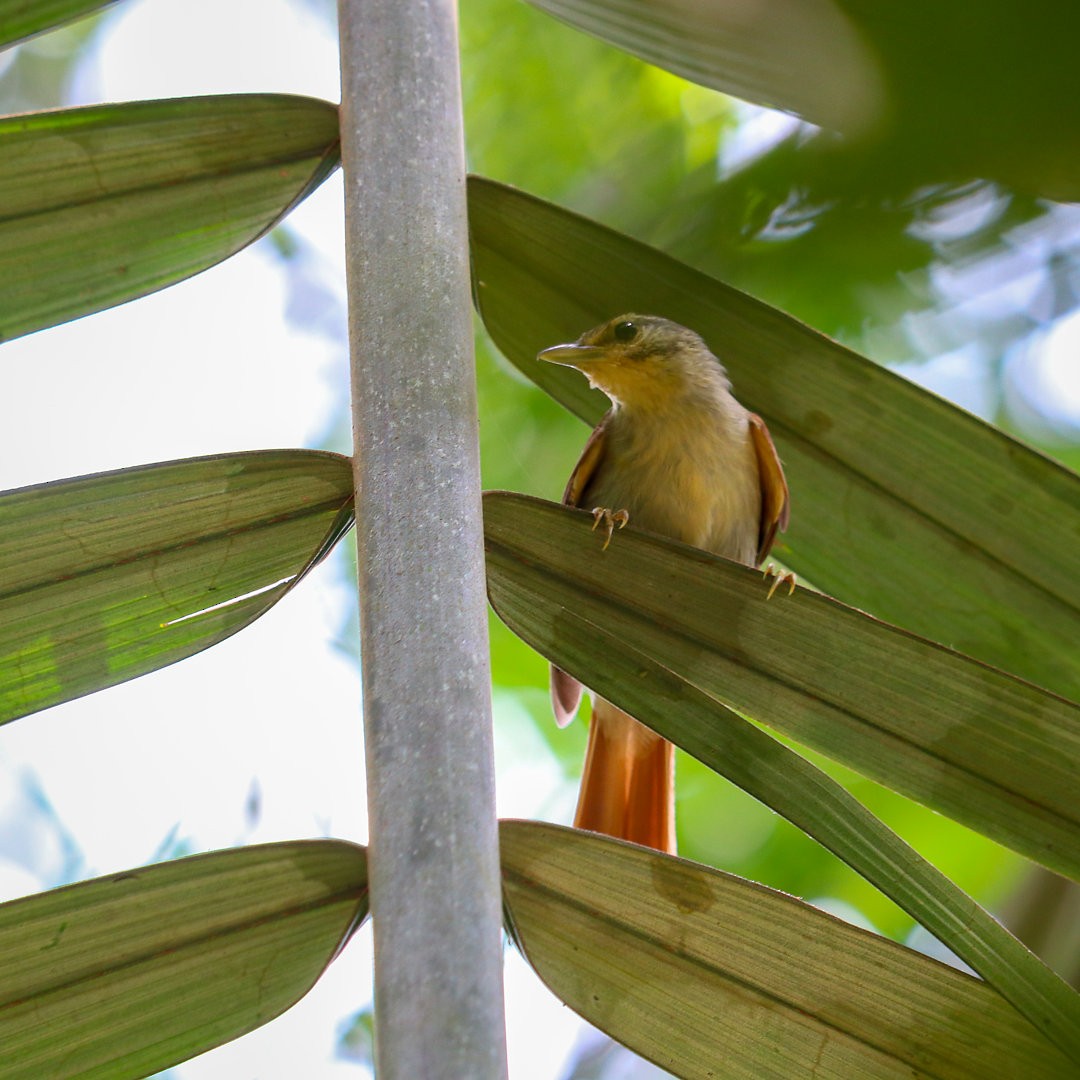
[[573, 698, 676, 854]]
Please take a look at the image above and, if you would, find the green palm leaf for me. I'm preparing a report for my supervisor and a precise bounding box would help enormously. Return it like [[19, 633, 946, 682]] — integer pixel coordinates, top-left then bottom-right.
[[0, 841, 368, 1080], [0, 94, 339, 343], [502, 820, 1076, 1079], [0, 0, 118, 48], [0, 450, 354, 723]]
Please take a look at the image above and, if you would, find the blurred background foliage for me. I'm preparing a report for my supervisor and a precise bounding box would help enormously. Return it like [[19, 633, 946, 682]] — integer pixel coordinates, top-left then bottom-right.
[[3, 0, 1078, 1074]]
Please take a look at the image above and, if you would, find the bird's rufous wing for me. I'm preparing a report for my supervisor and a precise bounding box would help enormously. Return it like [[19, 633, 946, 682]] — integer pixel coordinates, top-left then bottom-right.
[[551, 414, 612, 727], [748, 412, 790, 566], [562, 413, 610, 506]]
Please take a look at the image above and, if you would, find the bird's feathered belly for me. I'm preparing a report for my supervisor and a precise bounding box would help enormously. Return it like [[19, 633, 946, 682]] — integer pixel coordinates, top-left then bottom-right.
[[584, 403, 761, 565]]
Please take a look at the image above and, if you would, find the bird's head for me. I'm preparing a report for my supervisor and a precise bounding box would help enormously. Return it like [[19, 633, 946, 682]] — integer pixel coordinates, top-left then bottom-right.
[[538, 314, 729, 410]]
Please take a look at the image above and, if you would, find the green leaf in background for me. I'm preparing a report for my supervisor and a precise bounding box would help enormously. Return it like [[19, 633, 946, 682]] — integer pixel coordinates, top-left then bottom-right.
[[484, 493, 1080, 883], [0, 450, 354, 724], [484, 495, 1080, 1063], [469, 177, 1080, 703], [0, 0, 119, 49], [0, 94, 340, 343], [501, 821, 1075, 1080], [0, 840, 368, 1080], [523, 0, 1080, 199], [524, 0, 883, 138]]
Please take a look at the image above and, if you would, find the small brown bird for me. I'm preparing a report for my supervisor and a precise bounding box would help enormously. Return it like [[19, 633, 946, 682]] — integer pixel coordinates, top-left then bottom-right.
[[539, 314, 790, 854]]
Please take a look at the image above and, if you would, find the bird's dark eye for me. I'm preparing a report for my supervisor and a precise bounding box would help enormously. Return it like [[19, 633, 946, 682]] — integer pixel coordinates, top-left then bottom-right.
[[612, 320, 638, 343]]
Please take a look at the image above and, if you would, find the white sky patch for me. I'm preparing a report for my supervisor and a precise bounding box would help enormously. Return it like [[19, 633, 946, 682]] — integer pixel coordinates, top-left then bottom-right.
[[73, 0, 340, 104], [504, 945, 585, 1080], [0, 237, 342, 491], [1028, 311, 1080, 427], [717, 101, 807, 177]]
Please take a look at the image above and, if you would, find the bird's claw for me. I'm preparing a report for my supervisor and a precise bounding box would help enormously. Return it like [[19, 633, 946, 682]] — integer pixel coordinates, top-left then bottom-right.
[[591, 507, 629, 550], [762, 563, 797, 600]]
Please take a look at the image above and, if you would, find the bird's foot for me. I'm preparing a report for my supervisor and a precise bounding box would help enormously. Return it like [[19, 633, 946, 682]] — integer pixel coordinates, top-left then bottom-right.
[[591, 507, 629, 550], [762, 563, 797, 599]]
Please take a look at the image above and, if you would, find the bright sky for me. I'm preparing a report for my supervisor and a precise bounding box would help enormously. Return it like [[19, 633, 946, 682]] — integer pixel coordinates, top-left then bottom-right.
[[0, 1, 586, 1076]]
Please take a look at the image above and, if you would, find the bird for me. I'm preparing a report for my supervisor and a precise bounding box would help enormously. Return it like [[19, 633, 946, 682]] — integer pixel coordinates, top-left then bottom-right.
[[538, 314, 790, 854]]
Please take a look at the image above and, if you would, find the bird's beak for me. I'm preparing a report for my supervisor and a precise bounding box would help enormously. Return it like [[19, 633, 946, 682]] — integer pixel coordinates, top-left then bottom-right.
[[537, 343, 606, 370]]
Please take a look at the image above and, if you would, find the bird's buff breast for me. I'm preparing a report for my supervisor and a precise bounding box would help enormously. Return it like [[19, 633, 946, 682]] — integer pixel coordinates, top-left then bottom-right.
[[585, 404, 761, 565]]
